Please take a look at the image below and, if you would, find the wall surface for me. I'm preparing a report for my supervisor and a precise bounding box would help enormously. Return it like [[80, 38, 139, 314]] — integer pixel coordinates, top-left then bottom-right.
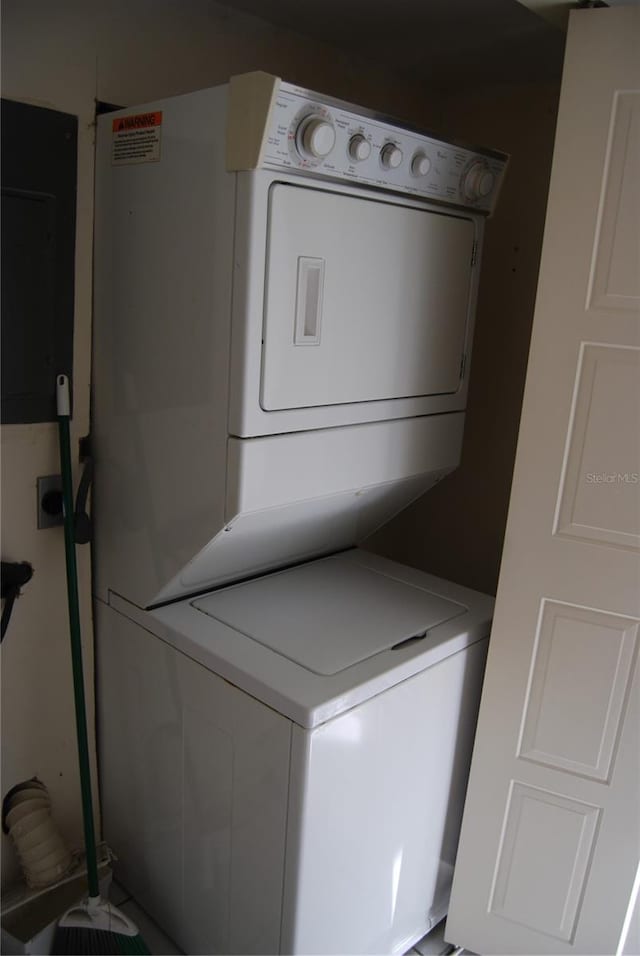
[[1, 0, 98, 892], [0, 0, 444, 890], [1, 0, 560, 893], [369, 82, 560, 595]]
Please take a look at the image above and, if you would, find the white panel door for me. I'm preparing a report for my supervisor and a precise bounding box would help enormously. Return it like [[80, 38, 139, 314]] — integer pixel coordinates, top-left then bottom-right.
[[446, 8, 640, 955], [261, 184, 476, 410]]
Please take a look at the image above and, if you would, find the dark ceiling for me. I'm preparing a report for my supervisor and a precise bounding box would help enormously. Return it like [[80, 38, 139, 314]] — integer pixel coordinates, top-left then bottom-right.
[[220, 0, 567, 92]]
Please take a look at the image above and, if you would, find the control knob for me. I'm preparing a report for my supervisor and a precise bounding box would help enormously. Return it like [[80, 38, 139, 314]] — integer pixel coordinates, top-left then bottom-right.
[[348, 134, 371, 162], [296, 116, 336, 160], [411, 153, 431, 177], [380, 143, 403, 170], [463, 161, 495, 201]]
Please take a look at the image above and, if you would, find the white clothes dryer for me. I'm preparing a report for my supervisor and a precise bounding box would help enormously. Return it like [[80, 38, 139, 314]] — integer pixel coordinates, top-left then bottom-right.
[[92, 73, 507, 954]]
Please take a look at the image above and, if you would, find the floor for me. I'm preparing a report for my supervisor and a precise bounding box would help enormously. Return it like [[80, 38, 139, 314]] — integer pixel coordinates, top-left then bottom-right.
[[110, 882, 181, 955], [110, 881, 467, 956]]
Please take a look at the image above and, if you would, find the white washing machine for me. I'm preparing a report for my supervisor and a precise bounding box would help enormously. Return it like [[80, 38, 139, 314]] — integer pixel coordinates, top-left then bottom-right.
[[92, 73, 507, 954]]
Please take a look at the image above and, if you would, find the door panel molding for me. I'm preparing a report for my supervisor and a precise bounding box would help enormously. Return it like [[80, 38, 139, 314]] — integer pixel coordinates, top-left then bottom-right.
[[587, 90, 640, 314], [517, 598, 640, 781], [553, 342, 640, 552], [488, 781, 601, 942]]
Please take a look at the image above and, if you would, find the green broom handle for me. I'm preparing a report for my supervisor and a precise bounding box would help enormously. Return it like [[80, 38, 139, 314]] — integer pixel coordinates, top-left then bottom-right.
[[57, 374, 100, 900]]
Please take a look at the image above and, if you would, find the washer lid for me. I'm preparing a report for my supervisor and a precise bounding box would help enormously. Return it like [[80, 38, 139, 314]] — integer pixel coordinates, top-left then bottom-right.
[[191, 555, 466, 676]]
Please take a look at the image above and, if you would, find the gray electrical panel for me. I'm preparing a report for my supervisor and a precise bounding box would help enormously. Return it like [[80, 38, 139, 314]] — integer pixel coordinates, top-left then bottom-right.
[[1, 99, 77, 424]]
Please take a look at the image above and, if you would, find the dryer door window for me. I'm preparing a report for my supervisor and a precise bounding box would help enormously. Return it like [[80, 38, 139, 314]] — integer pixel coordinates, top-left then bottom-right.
[[261, 184, 475, 411]]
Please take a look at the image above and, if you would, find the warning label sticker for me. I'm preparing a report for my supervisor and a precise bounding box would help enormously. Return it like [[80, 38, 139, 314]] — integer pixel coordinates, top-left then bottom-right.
[[112, 111, 162, 166]]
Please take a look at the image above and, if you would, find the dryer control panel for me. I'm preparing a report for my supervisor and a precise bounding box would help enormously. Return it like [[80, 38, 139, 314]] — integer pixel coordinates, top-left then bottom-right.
[[227, 75, 508, 214]]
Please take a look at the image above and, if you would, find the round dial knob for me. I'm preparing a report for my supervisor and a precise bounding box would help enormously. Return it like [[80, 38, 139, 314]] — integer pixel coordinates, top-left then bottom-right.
[[463, 162, 495, 201], [411, 153, 431, 177], [380, 143, 403, 170], [348, 134, 371, 163], [296, 116, 336, 160]]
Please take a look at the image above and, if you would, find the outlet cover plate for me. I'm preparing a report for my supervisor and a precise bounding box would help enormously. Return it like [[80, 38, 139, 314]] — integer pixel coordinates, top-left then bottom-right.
[[37, 474, 63, 529]]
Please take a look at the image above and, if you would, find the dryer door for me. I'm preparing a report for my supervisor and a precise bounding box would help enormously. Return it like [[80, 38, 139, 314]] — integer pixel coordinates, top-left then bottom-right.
[[261, 183, 475, 411]]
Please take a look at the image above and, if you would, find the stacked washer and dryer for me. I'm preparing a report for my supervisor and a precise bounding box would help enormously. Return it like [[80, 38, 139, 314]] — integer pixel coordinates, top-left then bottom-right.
[[92, 72, 507, 955]]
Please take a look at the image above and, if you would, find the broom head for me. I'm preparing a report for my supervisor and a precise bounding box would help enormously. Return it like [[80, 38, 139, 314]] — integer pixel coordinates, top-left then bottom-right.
[[52, 894, 150, 954]]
